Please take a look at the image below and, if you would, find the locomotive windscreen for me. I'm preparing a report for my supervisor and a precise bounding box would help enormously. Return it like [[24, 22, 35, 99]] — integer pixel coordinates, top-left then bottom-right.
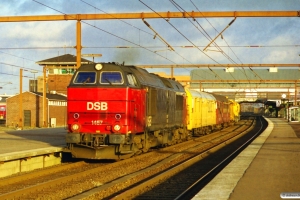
[[74, 72, 96, 84], [100, 72, 123, 84]]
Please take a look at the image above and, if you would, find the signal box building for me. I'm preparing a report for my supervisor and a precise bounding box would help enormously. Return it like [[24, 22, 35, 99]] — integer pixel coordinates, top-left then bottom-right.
[[35, 54, 92, 95], [6, 91, 67, 128]]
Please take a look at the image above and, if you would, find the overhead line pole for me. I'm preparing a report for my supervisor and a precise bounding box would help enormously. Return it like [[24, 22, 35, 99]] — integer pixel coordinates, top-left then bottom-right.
[[76, 20, 82, 68], [19, 69, 23, 130]]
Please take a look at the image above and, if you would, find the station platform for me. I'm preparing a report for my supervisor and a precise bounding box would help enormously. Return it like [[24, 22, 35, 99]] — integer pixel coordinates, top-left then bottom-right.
[[193, 117, 300, 200], [0, 128, 67, 177]]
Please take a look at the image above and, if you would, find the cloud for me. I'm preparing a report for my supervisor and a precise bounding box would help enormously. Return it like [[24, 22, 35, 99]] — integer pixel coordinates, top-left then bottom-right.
[[2, 21, 75, 46]]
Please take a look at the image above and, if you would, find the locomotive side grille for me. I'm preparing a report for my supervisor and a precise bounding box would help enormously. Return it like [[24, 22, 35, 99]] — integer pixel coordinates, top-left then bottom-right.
[[176, 95, 184, 110], [148, 88, 157, 116]]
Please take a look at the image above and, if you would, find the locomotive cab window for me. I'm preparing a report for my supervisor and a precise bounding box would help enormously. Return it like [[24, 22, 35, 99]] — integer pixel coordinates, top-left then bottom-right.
[[73, 72, 96, 84], [100, 71, 124, 85]]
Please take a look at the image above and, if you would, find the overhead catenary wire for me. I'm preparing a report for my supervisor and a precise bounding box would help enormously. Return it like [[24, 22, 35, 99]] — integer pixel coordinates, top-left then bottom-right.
[[81, 0, 179, 54], [8, 0, 280, 87], [169, 0, 246, 81], [0, 72, 34, 79], [31, 0, 208, 79], [79, 0, 207, 78], [190, 0, 264, 84], [32, 0, 181, 66], [169, 0, 241, 85], [1, 45, 298, 50], [170, 0, 238, 64], [80, 0, 154, 37], [139, 0, 232, 84], [189, 0, 263, 89], [170, 0, 259, 91], [0, 62, 42, 73]]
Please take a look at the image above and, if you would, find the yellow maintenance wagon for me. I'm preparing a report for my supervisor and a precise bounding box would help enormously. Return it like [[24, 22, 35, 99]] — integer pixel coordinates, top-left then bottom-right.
[[185, 88, 216, 136]]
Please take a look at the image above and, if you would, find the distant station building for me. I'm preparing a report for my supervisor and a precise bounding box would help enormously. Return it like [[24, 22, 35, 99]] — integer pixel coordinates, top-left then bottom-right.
[[6, 91, 67, 128], [35, 54, 92, 94]]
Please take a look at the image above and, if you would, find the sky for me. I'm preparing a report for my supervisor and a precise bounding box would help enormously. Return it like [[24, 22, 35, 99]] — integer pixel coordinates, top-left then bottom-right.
[[0, 0, 299, 95]]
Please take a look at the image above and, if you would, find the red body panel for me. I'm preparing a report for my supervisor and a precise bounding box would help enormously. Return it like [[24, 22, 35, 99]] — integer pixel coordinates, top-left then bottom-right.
[[67, 87, 146, 135], [215, 101, 230, 125], [0, 105, 6, 119]]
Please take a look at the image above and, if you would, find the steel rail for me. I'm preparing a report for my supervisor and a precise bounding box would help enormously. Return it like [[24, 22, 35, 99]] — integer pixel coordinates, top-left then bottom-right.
[[108, 120, 256, 199]]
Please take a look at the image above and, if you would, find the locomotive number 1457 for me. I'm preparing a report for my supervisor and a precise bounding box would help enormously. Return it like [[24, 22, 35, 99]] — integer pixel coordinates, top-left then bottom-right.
[[91, 120, 103, 125]]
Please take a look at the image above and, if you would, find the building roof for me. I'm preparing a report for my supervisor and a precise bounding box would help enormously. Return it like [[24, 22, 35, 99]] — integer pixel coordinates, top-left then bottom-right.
[[191, 68, 300, 81], [7, 92, 67, 101], [36, 54, 92, 66], [190, 68, 300, 89], [32, 92, 67, 101], [0, 95, 13, 103], [0, 97, 8, 103]]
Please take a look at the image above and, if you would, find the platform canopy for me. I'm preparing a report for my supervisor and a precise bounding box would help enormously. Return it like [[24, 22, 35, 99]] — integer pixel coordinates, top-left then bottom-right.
[[189, 68, 300, 101]]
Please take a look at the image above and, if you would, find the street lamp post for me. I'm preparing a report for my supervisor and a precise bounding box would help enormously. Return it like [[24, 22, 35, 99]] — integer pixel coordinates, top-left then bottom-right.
[[281, 94, 289, 122]]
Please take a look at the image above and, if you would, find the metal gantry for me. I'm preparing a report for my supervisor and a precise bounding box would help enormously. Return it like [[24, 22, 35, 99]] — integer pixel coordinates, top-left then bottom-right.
[[1, 11, 299, 68]]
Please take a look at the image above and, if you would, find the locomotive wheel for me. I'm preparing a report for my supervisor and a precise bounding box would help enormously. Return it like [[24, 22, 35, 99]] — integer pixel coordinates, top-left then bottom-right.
[[142, 147, 149, 153]]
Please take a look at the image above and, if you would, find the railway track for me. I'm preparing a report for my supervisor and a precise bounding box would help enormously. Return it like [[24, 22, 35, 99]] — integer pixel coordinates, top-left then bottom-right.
[[112, 116, 267, 200], [0, 118, 258, 200]]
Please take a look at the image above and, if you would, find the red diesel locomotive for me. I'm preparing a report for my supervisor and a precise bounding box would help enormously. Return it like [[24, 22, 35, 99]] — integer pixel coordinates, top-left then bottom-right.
[[65, 62, 240, 160], [65, 62, 188, 159]]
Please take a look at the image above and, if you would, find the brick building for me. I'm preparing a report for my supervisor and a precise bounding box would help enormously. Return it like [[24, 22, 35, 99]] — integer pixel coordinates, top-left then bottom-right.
[[6, 91, 67, 128]]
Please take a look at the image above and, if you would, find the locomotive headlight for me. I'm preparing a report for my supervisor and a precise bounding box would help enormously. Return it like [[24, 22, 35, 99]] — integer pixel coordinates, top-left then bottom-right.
[[71, 123, 81, 132], [113, 124, 121, 132], [95, 63, 103, 70]]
